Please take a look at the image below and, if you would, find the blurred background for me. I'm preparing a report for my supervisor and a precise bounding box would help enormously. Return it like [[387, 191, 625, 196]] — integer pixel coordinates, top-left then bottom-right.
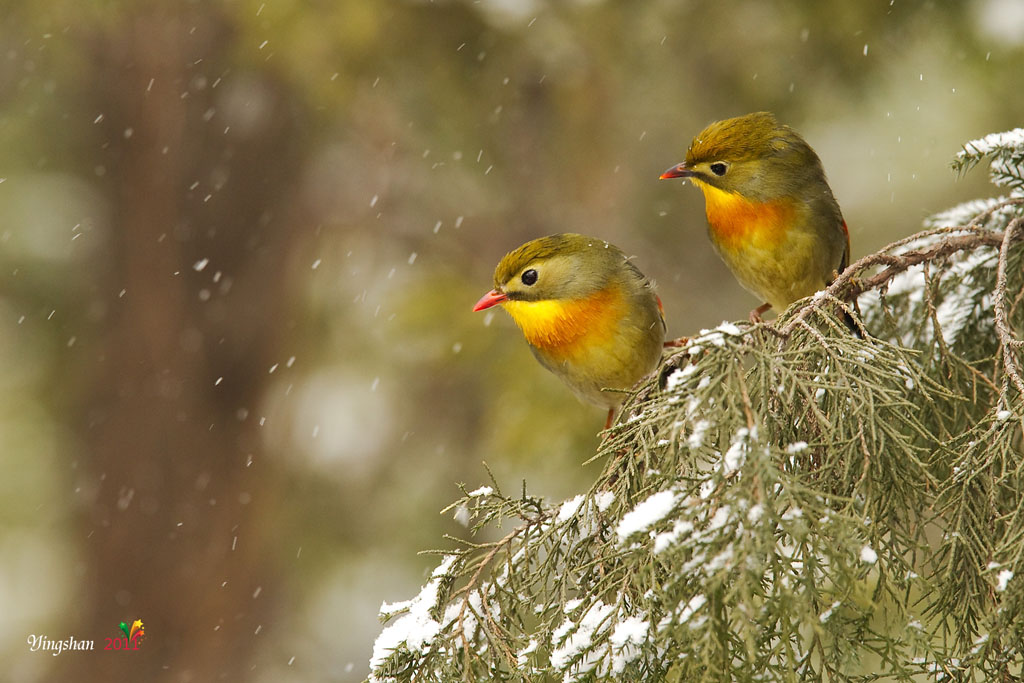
[[0, 0, 1021, 680]]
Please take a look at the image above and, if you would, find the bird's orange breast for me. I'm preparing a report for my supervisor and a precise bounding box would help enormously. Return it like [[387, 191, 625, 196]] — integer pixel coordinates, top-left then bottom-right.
[[500, 285, 625, 357], [692, 179, 797, 252]]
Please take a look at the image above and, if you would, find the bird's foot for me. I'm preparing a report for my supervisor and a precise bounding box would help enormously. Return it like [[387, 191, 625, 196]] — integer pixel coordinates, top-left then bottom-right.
[[749, 302, 772, 324], [663, 336, 689, 348]]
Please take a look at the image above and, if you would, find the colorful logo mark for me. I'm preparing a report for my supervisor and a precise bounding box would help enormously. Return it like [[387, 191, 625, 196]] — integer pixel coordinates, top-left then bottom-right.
[[117, 620, 145, 646]]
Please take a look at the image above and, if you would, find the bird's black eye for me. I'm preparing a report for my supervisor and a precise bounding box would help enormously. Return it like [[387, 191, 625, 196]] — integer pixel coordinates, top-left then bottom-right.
[[521, 269, 538, 286], [710, 162, 728, 176]]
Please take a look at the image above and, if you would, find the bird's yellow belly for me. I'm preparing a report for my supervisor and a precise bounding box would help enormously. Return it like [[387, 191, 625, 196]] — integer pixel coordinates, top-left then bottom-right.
[[501, 287, 660, 407], [501, 287, 623, 352], [695, 180, 793, 252], [694, 181, 831, 310]]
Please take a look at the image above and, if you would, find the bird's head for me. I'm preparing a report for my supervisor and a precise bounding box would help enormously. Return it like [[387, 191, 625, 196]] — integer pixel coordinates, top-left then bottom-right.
[[660, 111, 823, 202], [473, 233, 616, 311]]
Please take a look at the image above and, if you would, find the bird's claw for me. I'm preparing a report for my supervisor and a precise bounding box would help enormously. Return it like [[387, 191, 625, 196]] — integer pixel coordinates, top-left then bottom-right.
[[749, 303, 772, 324]]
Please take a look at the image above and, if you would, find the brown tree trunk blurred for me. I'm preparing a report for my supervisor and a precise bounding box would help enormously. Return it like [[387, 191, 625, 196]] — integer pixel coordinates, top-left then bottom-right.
[[50, 7, 306, 681]]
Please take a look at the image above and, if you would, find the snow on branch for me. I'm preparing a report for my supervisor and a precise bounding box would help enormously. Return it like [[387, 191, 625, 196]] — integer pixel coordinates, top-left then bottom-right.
[[954, 127, 1024, 192]]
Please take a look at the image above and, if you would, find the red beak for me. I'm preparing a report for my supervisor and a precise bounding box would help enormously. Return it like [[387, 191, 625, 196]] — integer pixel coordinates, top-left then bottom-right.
[[659, 162, 693, 180], [473, 289, 507, 312]]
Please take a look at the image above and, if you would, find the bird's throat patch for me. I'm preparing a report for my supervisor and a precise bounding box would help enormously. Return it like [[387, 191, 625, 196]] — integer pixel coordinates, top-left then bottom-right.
[[692, 179, 795, 251], [501, 286, 623, 353]]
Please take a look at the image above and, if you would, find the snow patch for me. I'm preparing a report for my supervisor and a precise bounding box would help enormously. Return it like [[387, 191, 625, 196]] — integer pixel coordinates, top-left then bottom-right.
[[705, 546, 734, 572], [594, 490, 615, 512], [958, 127, 1024, 158], [557, 495, 585, 523], [679, 594, 706, 625], [616, 490, 678, 542], [563, 598, 583, 614], [925, 196, 1008, 228], [664, 365, 699, 398], [997, 569, 1014, 592], [653, 519, 695, 554], [517, 638, 538, 666], [609, 616, 648, 649], [723, 427, 754, 472], [549, 601, 615, 671], [707, 505, 732, 531], [781, 507, 803, 522], [688, 420, 710, 449], [747, 504, 764, 524], [609, 616, 648, 674], [819, 600, 842, 623], [990, 154, 1024, 187], [369, 555, 459, 675]]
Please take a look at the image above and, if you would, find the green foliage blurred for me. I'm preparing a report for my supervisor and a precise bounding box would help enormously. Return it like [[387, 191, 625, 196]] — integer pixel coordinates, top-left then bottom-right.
[[0, 0, 1021, 680]]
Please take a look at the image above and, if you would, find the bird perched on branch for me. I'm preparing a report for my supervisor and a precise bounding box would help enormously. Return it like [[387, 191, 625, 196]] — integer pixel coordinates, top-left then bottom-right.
[[473, 234, 666, 429], [660, 112, 854, 328]]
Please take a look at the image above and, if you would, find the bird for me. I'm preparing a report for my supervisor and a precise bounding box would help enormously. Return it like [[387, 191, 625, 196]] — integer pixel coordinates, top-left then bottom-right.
[[473, 233, 666, 429], [660, 112, 854, 329]]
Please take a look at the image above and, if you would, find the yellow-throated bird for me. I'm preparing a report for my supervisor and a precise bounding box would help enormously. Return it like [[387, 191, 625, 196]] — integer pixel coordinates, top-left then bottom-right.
[[660, 112, 854, 328], [473, 234, 666, 429]]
